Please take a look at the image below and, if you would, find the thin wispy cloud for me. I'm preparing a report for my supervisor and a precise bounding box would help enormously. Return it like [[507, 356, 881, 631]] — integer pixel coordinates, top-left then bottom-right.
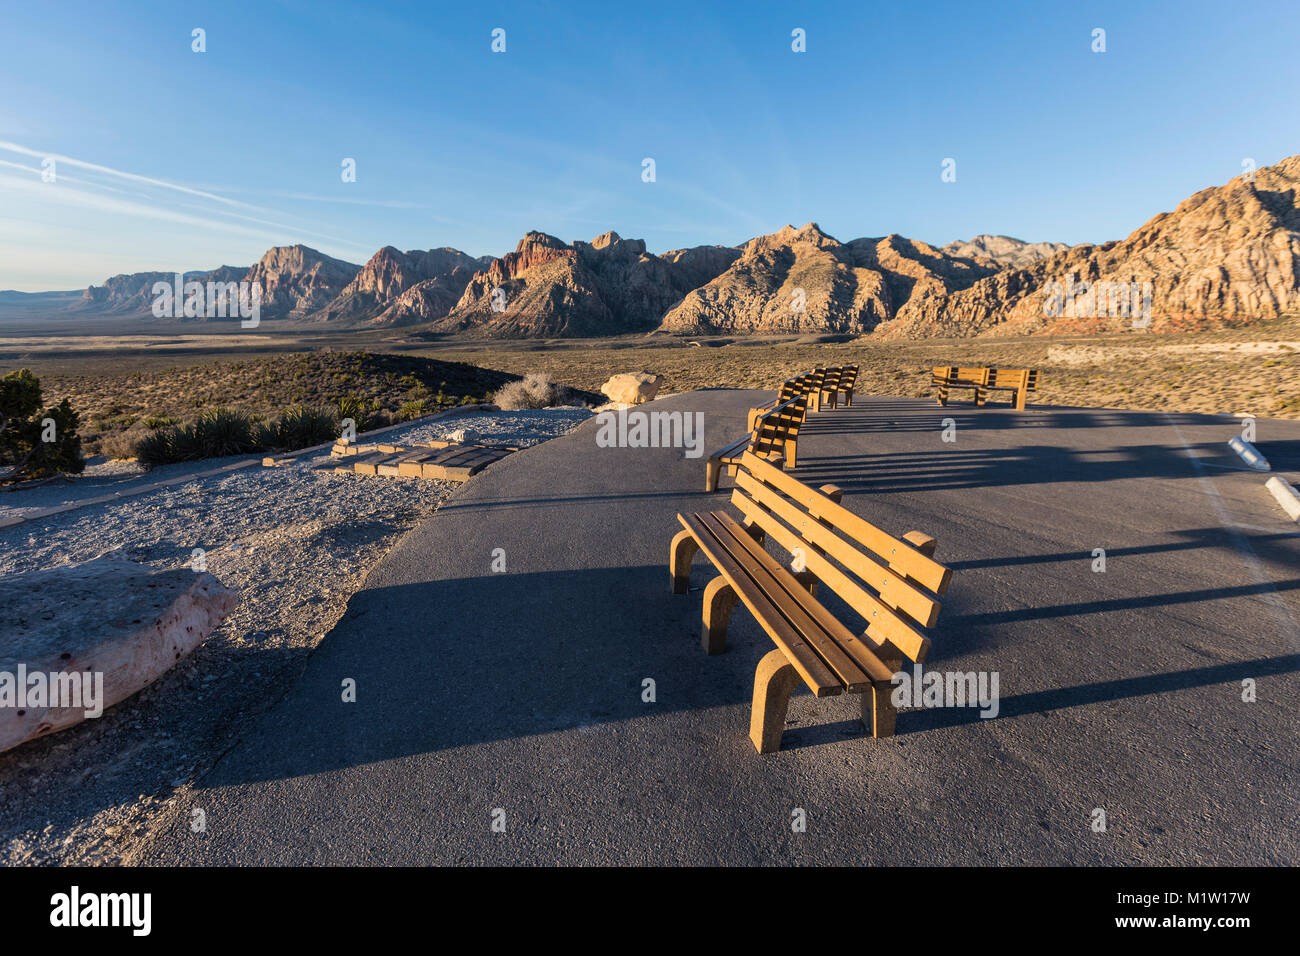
[[0, 141, 378, 264], [0, 141, 263, 211]]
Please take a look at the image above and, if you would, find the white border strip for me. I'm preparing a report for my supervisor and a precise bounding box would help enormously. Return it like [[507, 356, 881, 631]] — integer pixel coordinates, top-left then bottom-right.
[[1266, 476, 1300, 522], [1227, 436, 1271, 472]]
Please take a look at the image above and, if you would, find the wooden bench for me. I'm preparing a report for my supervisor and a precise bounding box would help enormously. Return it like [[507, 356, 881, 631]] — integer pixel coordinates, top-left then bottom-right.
[[815, 363, 859, 410], [748, 373, 815, 431], [833, 364, 859, 407], [671, 451, 954, 753], [932, 366, 1038, 410], [705, 396, 807, 492], [984, 367, 1039, 410], [805, 366, 839, 412], [813, 366, 843, 410], [931, 366, 988, 406]]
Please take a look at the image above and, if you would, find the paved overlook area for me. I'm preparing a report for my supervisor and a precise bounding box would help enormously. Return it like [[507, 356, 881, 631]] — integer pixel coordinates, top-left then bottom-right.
[[136, 390, 1300, 866]]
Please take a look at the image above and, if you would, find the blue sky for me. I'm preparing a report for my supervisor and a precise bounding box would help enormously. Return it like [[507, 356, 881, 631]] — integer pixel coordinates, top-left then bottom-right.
[[1, 0, 1297, 290]]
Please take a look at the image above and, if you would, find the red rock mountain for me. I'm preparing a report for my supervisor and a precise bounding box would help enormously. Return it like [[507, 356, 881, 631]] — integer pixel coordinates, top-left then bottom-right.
[[879, 155, 1300, 338], [243, 244, 360, 319], [315, 246, 490, 324], [656, 223, 999, 335], [432, 231, 739, 337]]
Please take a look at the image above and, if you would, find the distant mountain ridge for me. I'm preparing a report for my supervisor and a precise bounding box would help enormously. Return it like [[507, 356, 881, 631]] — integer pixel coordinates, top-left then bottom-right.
[[433, 230, 741, 337], [879, 154, 1300, 338], [19, 153, 1300, 337], [656, 223, 999, 335], [940, 235, 1070, 269]]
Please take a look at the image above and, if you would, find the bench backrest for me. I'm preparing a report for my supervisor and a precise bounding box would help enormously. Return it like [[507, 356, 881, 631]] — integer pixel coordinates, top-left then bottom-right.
[[776, 376, 813, 401], [731, 451, 952, 665], [986, 367, 1036, 389], [838, 364, 859, 389], [819, 366, 843, 392], [749, 396, 807, 459], [932, 366, 988, 384]]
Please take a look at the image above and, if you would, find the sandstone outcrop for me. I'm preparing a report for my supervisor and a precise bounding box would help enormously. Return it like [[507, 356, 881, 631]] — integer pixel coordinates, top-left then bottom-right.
[[878, 155, 1300, 338], [656, 223, 999, 335]]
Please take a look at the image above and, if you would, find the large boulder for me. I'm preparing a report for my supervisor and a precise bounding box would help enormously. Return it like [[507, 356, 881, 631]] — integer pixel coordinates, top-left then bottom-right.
[[600, 372, 663, 405], [0, 554, 239, 754]]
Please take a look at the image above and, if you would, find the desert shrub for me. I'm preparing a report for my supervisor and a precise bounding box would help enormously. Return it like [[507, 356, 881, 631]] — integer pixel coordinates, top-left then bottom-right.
[[264, 405, 338, 451], [135, 407, 259, 467], [142, 414, 178, 429], [397, 399, 429, 421], [191, 407, 258, 457], [135, 427, 183, 467], [336, 395, 377, 432], [492, 372, 569, 410], [100, 424, 153, 461], [0, 368, 85, 482]]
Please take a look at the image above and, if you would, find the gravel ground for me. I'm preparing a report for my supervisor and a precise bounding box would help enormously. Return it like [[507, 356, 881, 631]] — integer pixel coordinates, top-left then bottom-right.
[[0, 407, 591, 865]]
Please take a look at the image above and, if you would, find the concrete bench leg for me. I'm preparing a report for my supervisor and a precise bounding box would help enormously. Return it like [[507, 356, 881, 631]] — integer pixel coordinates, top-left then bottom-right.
[[705, 457, 722, 492], [862, 681, 898, 738], [975, 387, 988, 407], [750, 649, 798, 753], [669, 530, 699, 594], [936, 386, 948, 406], [701, 576, 738, 654], [1015, 387, 1027, 410]]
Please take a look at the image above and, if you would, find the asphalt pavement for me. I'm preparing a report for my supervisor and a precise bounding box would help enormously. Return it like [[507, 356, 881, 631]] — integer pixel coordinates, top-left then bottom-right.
[[138, 390, 1300, 865]]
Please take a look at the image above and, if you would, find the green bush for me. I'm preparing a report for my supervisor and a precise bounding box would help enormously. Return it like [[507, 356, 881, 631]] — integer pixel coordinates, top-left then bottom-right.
[[0, 369, 85, 482], [135, 407, 259, 467], [264, 405, 338, 451], [192, 407, 258, 457], [397, 399, 428, 421], [336, 395, 376, 433]]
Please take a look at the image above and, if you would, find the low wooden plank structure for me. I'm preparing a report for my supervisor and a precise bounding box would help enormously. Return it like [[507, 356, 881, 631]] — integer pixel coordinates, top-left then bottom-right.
[[671, 451, 954, 753], [932, 366, 1038, 410], [330, 440, 516, 482], [705, 396, 808, 492]]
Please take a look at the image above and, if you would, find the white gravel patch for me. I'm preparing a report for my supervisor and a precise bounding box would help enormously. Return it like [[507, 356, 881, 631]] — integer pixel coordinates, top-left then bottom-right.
[[0, 405, 591, 865], [382, 406, 593, 448]]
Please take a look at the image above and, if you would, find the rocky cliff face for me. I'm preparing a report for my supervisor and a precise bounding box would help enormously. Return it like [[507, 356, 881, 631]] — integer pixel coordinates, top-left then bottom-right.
[[940, 235, 1070, 269], [433, 231, 738, 337], [243, 244, 360, 319], [79, 266, 248, 315], [878, 155, 1300, 338], [656, 223, 1000, 335], [316, 246, 487, 323]]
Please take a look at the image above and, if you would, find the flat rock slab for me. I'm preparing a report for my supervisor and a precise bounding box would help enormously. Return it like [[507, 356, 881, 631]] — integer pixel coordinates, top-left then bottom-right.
[[1, 554, 238, 754]]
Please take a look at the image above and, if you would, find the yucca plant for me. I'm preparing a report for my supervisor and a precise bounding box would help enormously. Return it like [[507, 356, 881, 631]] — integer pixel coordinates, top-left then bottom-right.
[[272, 405, 338, 450], [191, 407, 258, 457]]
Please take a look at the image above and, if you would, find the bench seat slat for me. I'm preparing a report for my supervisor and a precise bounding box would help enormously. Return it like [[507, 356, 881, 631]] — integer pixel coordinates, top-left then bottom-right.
[[678, 512, 843, 696], [708, 511, 891, 687], [729, 491, 931, 665], [700, 512, 871, 690]]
